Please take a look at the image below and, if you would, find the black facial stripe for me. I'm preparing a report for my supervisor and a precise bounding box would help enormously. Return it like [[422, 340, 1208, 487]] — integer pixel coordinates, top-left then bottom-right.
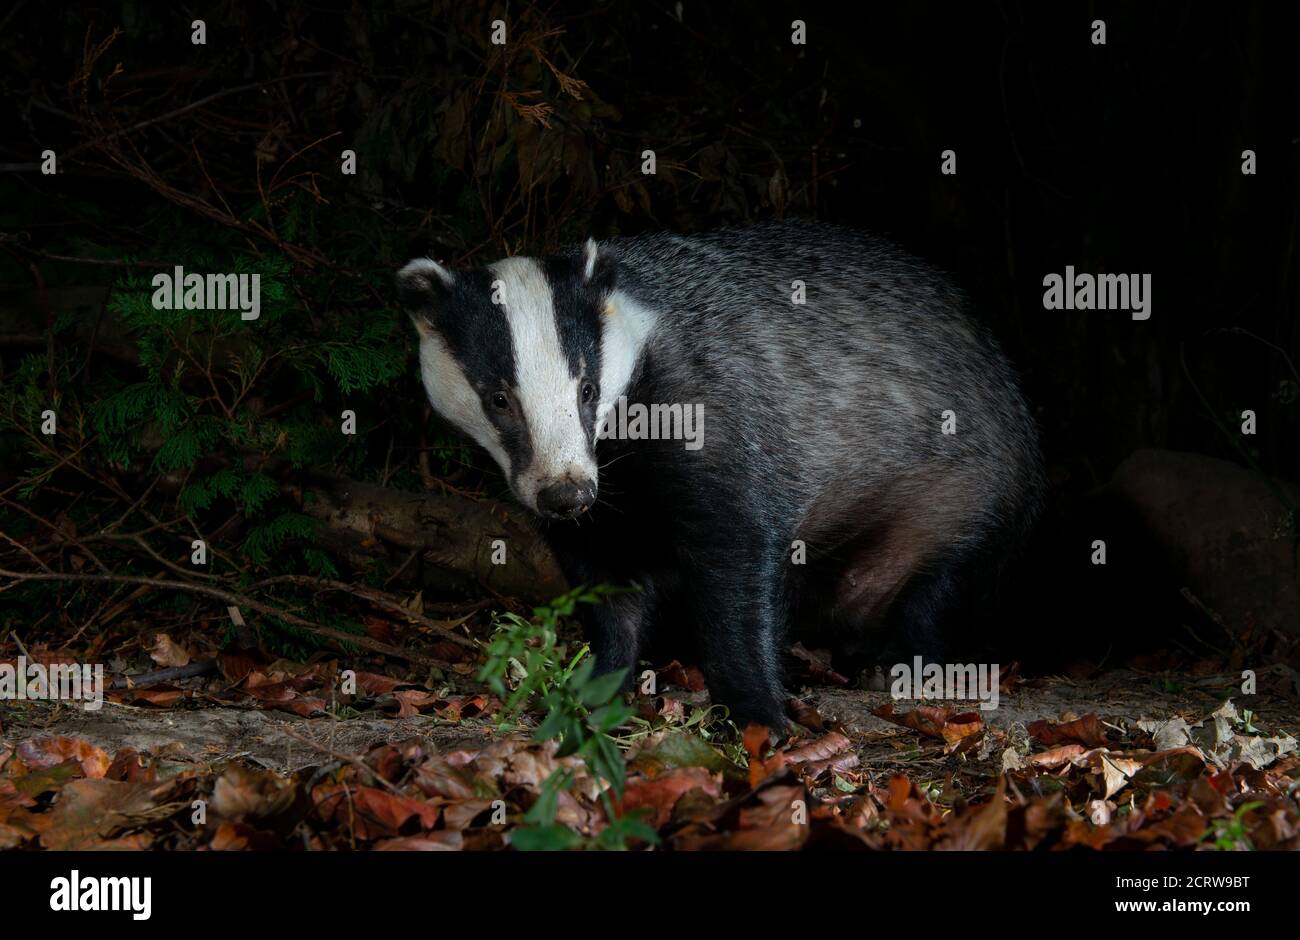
[[542, 255, 603, 382], [437, 268, 517, 396], [543, 255, 605, 449], [501, 398, 535, 485], [427, 268, 542, 475], [502, 430, 533, 485]]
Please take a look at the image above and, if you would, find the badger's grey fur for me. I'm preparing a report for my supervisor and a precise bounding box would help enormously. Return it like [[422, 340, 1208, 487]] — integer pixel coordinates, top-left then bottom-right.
[[398, 219, 1043, 728]]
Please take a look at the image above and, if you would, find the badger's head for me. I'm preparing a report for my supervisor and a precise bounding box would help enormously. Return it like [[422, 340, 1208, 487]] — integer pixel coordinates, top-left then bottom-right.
[[398, 240, 644, 520]]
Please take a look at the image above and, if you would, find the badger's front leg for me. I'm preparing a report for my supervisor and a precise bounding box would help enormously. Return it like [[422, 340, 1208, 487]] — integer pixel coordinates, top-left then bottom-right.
[[582, 587, 652, 685], [676, 520, 791, 730], [542, 522, 650, 686]]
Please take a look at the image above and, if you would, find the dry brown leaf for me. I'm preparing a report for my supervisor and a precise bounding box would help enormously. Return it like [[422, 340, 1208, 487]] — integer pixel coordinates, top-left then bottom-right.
[[621, 767, 721, 828], [657, 660, 706, 692], [313, 784, 442, 840], [110, 688, 186, 707], [939, 776, 1007, 850], [873, 702, 984, 743], [147, 633, 190, 667], [211, 765, 297, 821], [1027, 744, 1087, 769], [784, 731, 852, 767], [1028, 714, 1108, 748], [786, 697, 827, 731], [375, 832, 463, 850], [789, 643, 851, 686], [1099, 753, 1144, 800], [392, 690, 440, 717], [217, 649, 258, 683], [42, 778, 158, 850], [441, 798, 496, 832], [16, 737, 110, 779], [353, 671, 405, 696]]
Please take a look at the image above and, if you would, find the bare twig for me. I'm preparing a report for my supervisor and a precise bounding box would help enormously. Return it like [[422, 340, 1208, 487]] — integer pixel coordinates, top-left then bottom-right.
[[9, 630, 33, 660], [0, 72, 334, 172], [0, 568, 449, 668], [248, 574, 479, 650]]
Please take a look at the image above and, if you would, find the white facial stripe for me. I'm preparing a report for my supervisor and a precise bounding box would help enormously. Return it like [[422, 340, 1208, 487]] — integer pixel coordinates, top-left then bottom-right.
[[490, 257, 595, 505], [596, 288, 658, 434], [416, 331, 510, 474]]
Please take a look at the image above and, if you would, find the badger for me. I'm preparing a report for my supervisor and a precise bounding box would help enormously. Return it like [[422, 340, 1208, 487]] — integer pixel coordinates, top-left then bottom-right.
[[398, 220, 1043, 728]]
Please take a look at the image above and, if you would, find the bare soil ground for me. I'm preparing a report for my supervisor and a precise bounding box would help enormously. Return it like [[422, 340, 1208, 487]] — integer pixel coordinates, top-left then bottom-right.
[[5, 669, 1293, 775]]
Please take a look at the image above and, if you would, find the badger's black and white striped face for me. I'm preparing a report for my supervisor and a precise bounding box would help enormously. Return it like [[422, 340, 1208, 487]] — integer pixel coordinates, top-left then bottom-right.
[[398, 240, 647, 519]]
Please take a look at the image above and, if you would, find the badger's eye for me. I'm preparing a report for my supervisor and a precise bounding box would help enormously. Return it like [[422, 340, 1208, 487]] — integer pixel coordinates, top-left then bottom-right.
[[581, 382, 596, 404], [490, 391, 510, 412]]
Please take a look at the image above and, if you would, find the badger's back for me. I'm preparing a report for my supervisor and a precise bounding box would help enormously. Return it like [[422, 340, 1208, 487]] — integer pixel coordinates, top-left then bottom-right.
[[600, 219, 1043, 555]]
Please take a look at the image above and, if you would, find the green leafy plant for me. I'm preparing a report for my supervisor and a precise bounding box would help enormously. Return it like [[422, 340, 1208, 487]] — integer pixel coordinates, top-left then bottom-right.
[[479, 584, 658, 850], [1201, 801, 1265, 851]]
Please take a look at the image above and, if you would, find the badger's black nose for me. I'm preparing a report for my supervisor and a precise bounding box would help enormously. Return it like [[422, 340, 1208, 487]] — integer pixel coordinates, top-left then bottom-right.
[[537, 481, 595, 519]]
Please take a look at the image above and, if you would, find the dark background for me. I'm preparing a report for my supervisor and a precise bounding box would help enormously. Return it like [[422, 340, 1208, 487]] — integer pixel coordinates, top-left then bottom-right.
[[1, 1, 1296, 663], [5, 1, 1296, 484]]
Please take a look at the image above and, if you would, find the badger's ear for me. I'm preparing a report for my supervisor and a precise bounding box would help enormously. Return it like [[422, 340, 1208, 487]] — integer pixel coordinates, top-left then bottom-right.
[[581, 238, 616, 296], [397, 258, 455, 325]]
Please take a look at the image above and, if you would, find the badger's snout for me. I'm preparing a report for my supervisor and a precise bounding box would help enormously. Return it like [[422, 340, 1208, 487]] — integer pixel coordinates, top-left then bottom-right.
[[535, 478, 596, 520]]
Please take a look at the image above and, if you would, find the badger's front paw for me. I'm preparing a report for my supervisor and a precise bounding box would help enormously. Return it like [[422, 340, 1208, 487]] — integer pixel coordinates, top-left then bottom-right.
[[721, 690, 793, 739]]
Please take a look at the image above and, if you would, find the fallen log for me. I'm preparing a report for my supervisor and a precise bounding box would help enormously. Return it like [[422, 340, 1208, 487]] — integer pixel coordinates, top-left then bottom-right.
[[290, 473, 567, 604]]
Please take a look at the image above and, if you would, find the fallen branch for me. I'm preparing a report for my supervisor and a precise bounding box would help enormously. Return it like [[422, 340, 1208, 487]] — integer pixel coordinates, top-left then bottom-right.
[[110, 659, 218, 690], [248, 574, 478, 650], [0, 568, 450, 668]]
